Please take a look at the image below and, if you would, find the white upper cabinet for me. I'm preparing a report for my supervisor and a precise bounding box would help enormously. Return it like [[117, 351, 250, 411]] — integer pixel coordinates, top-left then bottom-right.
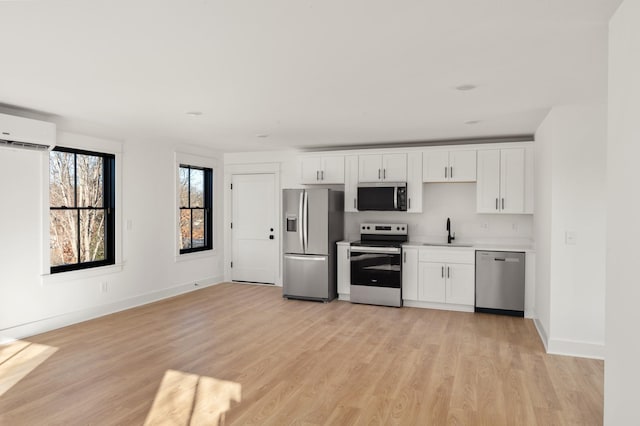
[[476, 145, 533, 214], [358, 153, 407, 182], [299, 155, 345, 184], [406, 152, 423, 213], [423, 149, 476, 182], [344, 155, 359, 212]]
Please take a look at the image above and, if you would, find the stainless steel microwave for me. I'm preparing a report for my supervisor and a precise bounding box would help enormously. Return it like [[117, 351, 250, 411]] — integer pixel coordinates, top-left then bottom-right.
[[357, 182, 407, 211]]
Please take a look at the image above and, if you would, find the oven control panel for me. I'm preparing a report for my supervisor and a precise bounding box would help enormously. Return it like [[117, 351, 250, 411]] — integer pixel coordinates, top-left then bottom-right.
[[360, 223, 408, 236]]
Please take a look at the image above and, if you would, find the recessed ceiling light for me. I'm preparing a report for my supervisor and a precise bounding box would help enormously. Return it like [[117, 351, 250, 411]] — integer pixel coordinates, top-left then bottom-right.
[[455, 84, 477, 91], [465, 120, 481, 125], [185, 111, 203, 116], [256, 134, 270, 138]]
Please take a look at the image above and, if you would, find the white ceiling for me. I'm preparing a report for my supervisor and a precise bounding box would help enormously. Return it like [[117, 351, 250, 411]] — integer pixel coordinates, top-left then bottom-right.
[[0, 0, 621, 152]]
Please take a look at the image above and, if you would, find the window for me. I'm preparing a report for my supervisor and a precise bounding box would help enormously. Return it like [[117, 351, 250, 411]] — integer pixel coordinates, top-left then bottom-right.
[[49, 147, 115, 273], [179, 165, 213, 254]]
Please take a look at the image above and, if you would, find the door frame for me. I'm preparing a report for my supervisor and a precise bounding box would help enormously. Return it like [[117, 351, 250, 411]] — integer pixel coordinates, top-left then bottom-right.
[[224, 163, 282, 285]]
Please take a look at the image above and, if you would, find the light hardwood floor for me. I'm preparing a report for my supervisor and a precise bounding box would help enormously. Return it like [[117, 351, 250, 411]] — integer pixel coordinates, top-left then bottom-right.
[[0, 283, 603, 425]]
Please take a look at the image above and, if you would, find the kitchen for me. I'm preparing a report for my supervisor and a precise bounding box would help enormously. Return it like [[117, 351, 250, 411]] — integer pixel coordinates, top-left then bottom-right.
[[251, 140, 535, 318]]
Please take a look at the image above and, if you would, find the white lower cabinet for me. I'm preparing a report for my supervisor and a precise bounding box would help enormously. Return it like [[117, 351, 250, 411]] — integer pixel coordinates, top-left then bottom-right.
[[402, 248, 418, 300], [337, 242, 351, 299], [404, 247, 475, 311]]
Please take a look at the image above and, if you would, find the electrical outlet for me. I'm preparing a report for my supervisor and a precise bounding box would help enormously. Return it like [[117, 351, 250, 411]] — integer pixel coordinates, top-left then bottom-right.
[[100, 282, 108, 293]]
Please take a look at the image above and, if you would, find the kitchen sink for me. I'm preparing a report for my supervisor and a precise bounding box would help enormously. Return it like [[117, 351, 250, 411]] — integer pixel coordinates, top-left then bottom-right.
[[421, 243, 474, 248]]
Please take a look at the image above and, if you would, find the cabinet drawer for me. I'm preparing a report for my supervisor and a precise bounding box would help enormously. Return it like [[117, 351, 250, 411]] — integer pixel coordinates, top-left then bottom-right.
[[419, 247, 474, 264]]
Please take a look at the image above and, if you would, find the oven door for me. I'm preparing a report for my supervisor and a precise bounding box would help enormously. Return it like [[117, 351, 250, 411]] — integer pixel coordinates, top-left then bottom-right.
[[350, 246, 402, 288]]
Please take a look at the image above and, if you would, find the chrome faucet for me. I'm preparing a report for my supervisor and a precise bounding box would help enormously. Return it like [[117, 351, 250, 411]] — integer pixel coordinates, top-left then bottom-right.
[[446, 217, 455, 244]]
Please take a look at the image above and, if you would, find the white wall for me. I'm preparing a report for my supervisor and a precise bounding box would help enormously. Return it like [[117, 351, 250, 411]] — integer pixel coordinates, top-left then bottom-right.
[[533, 111, 553, 345], [605, 0, 640, 423], [533, 103, 607, 359], [0, 129, 225, 340]]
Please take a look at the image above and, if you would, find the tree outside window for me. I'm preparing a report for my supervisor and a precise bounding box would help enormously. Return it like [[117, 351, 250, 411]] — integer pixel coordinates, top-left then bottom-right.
[[179, 165, 213, 253], [49, 147, 115, 273]]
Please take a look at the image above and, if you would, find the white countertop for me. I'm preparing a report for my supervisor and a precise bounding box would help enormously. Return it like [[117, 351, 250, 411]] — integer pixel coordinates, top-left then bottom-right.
[[338, 239, 534, 252], [403, 241, 535, 253]]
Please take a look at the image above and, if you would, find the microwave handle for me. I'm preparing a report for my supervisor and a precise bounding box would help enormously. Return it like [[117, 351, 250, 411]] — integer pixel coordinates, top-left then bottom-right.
[[394, 186, 398, 209]]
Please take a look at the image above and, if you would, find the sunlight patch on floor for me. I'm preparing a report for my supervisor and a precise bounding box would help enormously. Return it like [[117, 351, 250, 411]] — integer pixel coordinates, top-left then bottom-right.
[[144, 369, 242, 426], [0, 340, 58, 397]]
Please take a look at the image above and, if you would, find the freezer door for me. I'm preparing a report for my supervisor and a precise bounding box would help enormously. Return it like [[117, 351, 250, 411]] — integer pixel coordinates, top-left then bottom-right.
[[283, 189, 304, 254], [305, 189, 329, 255], [475, 251, 525, 312], [283, 254, 329, 300]]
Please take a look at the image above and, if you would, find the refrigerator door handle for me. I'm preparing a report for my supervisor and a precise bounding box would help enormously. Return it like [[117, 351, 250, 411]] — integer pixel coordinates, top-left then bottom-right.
[[303, 190, 309, 253], [298, 191, 305, 251]]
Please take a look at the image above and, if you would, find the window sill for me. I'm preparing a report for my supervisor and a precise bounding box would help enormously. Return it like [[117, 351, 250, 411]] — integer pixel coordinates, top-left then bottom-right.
[[41, 262, 124, 285], [174, 248, 217, 263]]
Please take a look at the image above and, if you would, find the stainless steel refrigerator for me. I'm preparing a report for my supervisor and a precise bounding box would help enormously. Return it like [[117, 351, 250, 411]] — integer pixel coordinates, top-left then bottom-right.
[[283, 188, 344, 302]]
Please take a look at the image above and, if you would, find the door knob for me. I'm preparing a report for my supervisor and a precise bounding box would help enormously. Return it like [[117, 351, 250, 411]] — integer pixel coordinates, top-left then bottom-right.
[[270, 228, 274, 232], [269, 235, 274, 240]]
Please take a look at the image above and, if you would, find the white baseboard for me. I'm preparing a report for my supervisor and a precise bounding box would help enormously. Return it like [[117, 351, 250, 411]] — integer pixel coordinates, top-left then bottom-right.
[[533, 317, 604, 359], [403, 300, 474, 313], [547, 338, 605, 360], [533, 317, 549, 351], [1, 275, 224, 341]]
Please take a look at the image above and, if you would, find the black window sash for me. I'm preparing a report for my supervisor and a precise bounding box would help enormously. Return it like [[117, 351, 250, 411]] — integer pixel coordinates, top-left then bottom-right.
[[50, 147, 115, 274]]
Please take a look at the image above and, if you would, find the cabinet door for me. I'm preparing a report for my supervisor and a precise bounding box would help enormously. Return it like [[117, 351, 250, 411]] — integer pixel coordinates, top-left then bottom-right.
[[402, 248, 419, 300], [358, 154, 382, 182], [500, 148, 525, 214], [445, 263, 475, 305], [422, 150, 449, 182], [449, 150, 477, 182], [476, 149, 501, 213], [300, 156, 321, 184], [320, 155, 345, 184], [382, 153, 407, 181], [406, 153, 423, 213], [337, 244, 351, 296], [418, 262, 445, 303], [344, 155, 359, 212]]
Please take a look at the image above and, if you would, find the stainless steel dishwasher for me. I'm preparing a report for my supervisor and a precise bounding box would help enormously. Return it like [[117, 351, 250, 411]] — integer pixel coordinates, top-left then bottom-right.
[[475, 251, 525, 317]]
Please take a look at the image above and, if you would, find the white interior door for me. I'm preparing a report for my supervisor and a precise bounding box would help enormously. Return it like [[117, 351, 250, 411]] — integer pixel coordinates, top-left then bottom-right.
[[231, 173, 278, 284]]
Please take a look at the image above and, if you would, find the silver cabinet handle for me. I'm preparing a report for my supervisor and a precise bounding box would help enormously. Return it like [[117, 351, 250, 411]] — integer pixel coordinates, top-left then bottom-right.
[[403, 252, 407, 263], [316, 170, 319, 180], [502, 198, 505, 209], [496, 198, 499, 210], [383, 169, 386, 179], [347, 249, 350, 259], [441, 266, 444, 278], [450, 166, 453, 178], [445, 166, 448, 178], [408, 198, 411, 209], [321, 170, 324, 180], [447, 267, 450, 278], [353, 198, 357, 209], [378, 169, 381, 179]]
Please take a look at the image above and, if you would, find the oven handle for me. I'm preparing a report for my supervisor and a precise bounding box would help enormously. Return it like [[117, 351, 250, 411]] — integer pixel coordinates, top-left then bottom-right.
[[350, 246, 401, 254]]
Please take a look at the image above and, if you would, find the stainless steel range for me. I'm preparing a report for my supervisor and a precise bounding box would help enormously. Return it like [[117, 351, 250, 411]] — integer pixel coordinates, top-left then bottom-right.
[[350, 223, 408, 307]]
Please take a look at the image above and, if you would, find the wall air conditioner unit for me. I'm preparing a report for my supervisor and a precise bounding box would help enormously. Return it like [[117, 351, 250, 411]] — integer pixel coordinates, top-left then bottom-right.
[[0, 112, 56, 151]]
